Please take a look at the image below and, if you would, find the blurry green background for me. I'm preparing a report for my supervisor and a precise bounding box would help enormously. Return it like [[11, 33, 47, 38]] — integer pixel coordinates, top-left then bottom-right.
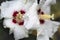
[[0, 0, 60, 40]]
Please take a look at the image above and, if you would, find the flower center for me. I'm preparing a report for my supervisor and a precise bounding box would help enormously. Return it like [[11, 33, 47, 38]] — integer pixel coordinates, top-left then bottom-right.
[[37, 9, 45, 24], [16, 12, 23, 23], [12, 10, 25, 25]]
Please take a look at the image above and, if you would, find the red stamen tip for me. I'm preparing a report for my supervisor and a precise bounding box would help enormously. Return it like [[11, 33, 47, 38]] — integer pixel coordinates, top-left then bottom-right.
[[41, 12, 44, 15], [13, 11, 18, 17], [37, 9, 41, 14], [39, 19, 45, 24], [12, 19, 17, 23], [19, 20, 24, 25], [20, 10, 25, 14]]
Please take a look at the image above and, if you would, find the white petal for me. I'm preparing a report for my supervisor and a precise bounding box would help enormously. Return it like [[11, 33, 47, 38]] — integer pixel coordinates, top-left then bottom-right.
[[41, 5, 50, 14], [3, 19, 28, 39], [14, 26, 29, 39], [51, 0, 56, 4], [24, 2, 40, 30], [37, 35, 49, 40], [1, 1, 24, 18], [37, 20, 60, 38], [45, 20, 60, 37], [39, 0, 53, 14]]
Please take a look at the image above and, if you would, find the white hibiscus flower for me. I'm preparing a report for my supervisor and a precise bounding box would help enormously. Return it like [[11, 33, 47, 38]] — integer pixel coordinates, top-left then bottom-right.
[[37, 0, 60, 40], [24, 0, 60, 40], [0, 0, 35, 40]]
